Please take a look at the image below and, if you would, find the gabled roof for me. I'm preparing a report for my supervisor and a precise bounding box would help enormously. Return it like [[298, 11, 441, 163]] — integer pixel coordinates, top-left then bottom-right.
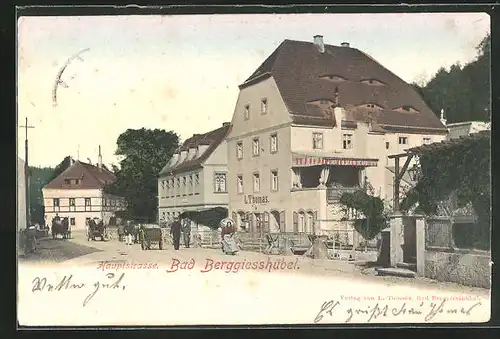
[[43, 160, 116, 190], [159, 123, 232, 177], [240, 39, 447, 133]]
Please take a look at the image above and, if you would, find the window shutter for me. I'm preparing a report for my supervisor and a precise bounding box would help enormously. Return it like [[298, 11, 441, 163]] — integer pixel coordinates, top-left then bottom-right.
[[293, 211, 298, 234], [279, 211, 285, 232]]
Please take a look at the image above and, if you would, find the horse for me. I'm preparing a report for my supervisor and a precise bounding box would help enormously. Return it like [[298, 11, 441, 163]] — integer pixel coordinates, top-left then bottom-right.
[[51, 216, 70, 239], [87, 218, 106, 241]]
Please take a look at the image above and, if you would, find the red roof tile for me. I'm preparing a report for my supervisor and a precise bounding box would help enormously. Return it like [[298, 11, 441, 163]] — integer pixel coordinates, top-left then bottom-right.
[[240, 39, 448, 133], [43, 160, 116, 190], [159, 123, 232, 177]]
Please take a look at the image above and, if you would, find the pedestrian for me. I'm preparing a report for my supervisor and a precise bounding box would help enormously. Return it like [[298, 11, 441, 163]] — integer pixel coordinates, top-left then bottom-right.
[[170, 217, 182, 250], [125, 221, 134, 245], [182, 218, 191, 248]]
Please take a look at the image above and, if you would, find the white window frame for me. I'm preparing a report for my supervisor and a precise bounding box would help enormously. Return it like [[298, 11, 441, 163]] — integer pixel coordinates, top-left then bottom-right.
[[261, 98, 268, 114], [214, 172, 227, 193], [398, 136, 408, 145], [69, 198, 75, 207], [271, 170, 279, 192], [342, 133, 353, 150], [236, 141, 243, 160], [237, 175, 244, 194], [252, 138, 260, 157], [244, 104, 250, 120], [423, 137, 431, 145], [253, 172, 260, 193], [270, 133, 278, 153], [53, 198, 60, 207], [313, 132, 323, 149]]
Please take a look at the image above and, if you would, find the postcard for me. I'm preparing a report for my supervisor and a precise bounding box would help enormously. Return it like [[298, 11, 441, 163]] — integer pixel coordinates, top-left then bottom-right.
[[17, 9, 491, 327]]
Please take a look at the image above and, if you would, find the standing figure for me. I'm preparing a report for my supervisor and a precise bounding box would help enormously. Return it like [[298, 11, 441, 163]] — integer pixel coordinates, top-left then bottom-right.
[[170, 217, 182, 250], [125, 220, 134, 245], [220, 218, 239, 255], [182, 218, 191, 248]]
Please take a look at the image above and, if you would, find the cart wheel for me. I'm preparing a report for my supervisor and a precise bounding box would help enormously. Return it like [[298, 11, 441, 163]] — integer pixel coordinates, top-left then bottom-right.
[[159, 241, 163, 250]]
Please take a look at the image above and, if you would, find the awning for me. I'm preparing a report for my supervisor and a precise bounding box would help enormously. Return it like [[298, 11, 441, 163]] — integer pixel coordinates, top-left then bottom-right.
[[292, 152, 378, 167]]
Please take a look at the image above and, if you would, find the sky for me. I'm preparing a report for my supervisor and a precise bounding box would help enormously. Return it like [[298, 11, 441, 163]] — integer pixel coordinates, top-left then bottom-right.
[[17, 12, 490, 168]]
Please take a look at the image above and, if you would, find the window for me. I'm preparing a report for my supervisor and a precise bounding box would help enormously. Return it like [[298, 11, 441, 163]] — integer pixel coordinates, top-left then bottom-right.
[[398, 136, 408, 145], [64, 179, 71, 185], [237, 175, 244, 194], [252, 138, 260, 156], [253, 173, 260, 193], [270, 133, 278, 153], [70, 218, 75, 226], [313, 133, 323, 149], [53, 198, 60, 207], [75, 179, 80, 185], [342, 134, 353, 150], [161, 180, 165, 189], [166, 180, 170, 189], [271, 170, 279, 191], [188, 175, 193, 190], [177, 178, 181, 188], [69, 198, 75, 207], [423, 137, 431, 145], [162, 212, 166, 220], [385, 141, 390, 150], [236, 141, 243, 159], [361, 79, 385, 86], [195, 173, 200, 186], [214, 173, 227, 192], [84, 198, 91, 206], [261, 99, 268, 114], [244, 105, 250, 120]]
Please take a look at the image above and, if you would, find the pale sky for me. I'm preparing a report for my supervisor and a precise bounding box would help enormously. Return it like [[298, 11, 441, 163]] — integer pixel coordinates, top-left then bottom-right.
[[17, 12, 490, 168]]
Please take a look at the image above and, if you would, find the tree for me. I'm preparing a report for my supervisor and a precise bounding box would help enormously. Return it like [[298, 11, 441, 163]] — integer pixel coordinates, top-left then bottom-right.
[[413, 33, 490, 123], [47, 155, 72, 182], [29, 166, 55, 224], [104, 128, 179, 222]]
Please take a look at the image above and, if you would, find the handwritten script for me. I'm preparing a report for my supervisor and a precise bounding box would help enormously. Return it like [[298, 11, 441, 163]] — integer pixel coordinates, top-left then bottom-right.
[[31, 272, 126, 307], [314, 299, 482, 323]]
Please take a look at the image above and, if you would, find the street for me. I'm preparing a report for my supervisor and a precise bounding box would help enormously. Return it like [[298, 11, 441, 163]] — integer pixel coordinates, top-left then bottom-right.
[[18, 231, 491, 326]]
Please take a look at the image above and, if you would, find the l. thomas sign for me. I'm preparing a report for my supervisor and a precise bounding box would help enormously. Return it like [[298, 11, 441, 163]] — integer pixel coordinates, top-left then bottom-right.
[[244, 195, 269, 205]]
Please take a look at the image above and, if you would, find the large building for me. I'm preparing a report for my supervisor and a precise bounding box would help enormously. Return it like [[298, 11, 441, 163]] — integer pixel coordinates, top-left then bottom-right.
[[446, 120, 490, 140], [42, 148, 125, 229], [226, 36, 448, 235], [158, 123, 231, 224]]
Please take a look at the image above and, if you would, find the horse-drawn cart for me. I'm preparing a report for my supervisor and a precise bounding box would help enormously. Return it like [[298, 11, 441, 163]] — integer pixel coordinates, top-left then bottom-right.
[[87, 218, 107, 241], [51, 217, 71, 239], [139, 225, 163, 250]]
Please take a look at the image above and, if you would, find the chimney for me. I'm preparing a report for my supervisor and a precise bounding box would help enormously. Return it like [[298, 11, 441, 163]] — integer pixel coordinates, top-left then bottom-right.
[[313, 35, 325, 53], [98, 145, 103, 170], [69, 157, 74, 166], [341, 42, 350, 48], [440, 109, 447, 126], [334, 106, 345, 129], [334, 86, 339, 107]]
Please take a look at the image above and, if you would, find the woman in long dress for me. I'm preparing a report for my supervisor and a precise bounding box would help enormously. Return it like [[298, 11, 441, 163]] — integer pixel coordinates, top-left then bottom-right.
[[220, 218, 239, 255]]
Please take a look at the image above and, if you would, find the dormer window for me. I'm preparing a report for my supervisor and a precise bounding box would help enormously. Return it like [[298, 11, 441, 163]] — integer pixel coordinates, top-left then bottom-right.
[[358, 103, 383, 110], [320, 74, 347, 82], [361, 79, 386, 86], [395, 105, 419, 113], [307, 99, 333, 107]]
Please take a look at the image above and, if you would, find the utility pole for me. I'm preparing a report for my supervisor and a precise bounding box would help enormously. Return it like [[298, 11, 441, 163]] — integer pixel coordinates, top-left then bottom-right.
[[19, 117, 35, 227]]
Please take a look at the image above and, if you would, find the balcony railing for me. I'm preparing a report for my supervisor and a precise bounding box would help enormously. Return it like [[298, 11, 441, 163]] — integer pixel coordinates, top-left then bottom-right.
[[326, 186, 360, 203]]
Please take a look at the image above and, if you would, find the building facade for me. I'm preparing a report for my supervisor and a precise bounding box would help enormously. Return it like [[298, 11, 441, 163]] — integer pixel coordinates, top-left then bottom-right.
[[226, 36, 448, 236], [42, 150, 125, 229], [446, 121, 491, 140], [158, 123, 231, 225]]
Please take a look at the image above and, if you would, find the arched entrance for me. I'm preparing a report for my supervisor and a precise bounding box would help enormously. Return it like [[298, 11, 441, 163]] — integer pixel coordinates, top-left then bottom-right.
[[270, 210, 281, 233]]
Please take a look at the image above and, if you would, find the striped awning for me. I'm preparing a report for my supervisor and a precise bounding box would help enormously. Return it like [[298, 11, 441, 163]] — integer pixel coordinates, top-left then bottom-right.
[[292, 152, 378, 167]]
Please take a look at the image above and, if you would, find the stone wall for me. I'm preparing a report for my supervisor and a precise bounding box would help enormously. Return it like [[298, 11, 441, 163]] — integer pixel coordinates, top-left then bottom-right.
[[424, 249, 491, 289]]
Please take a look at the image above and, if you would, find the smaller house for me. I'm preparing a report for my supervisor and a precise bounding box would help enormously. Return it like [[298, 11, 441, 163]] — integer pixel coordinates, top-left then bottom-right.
[[446, 121, 490, 140], [158, 122, 231, 227], [42, 148, 126, 230]]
